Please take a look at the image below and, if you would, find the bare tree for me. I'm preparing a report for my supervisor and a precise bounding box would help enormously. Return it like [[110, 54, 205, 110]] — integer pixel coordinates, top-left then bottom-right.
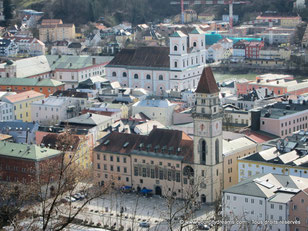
[[160, 175, 210, 231], [0, 130, 112, 230]]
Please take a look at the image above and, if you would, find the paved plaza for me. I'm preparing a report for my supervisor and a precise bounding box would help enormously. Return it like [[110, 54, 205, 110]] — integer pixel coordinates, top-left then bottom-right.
[[68, 192, 216, 231]]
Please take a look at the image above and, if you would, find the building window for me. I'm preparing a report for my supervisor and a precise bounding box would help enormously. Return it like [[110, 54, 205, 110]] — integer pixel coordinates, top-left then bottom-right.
[[146, 74, 151, 80], [176, 173, 180, 182], [159, 75, 163, 80], [134, 167, 138, 176], [123, 157, 126, 163], [110, 156, 113, 161], [97, 163, 101, 169], [112, 72, 116, 77], [193, 42, 197, 47], [134, 74, 138, 79], [199, 139, 206, 164], [117, 157, 120, 162], [174, 62, 177, 68], [117, 166, 120, 172], [215, 139, 219, 164], [174, 45, 178, 51], [122, 72, 127, 77]]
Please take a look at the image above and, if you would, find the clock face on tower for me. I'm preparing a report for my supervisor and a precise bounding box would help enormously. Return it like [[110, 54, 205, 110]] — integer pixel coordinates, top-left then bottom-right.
[[212, 121, 222, 136], [197, 122, 208, 136]]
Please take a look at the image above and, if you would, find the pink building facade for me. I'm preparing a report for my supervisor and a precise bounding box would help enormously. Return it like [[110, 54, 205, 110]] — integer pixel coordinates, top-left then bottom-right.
[[259, 102, 308, 138], [237, 79, 308, 96], [289, 188, 308, 231]]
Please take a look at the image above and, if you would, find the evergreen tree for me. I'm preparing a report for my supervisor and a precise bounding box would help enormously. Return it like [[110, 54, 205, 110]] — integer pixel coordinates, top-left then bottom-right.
[[3, 0, 13, 23]]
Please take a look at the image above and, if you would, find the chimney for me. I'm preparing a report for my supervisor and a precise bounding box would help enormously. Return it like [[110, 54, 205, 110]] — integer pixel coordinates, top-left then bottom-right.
[[92, 58, 96, 65]]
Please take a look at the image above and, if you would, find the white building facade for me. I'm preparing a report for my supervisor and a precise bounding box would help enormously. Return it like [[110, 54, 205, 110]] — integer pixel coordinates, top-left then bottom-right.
[[0, 102, 14, 121], [106, 29, 207, 95], [31, 97, 80, 125], [132, 99, 177, 126], [223, 174, 308, 231]]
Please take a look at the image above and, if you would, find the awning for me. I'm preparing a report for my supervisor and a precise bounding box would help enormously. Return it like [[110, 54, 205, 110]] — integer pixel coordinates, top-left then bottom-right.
[[140, 188, 152, 194]]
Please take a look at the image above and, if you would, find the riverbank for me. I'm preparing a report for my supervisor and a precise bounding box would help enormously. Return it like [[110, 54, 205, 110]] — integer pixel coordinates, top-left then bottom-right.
[[212, 66, 308, 81]]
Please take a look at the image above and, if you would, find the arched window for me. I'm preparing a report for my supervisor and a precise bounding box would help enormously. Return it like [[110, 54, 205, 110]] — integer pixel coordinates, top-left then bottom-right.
[[134, 74, 138, 79], [183, 45, 185, 51], [122, 72, 127, 77], [146, 74, 151, 80], [159, 75, 163, 80], [174, 61, 177, 68], [199, 139, 206, 164], [183, 60, 185, 67], [112, 72, 116, 77], [174, 45, 178, 51], [183, 166, 194, 177], [193, 42, 197, 47], [215, 139, 220, 164]]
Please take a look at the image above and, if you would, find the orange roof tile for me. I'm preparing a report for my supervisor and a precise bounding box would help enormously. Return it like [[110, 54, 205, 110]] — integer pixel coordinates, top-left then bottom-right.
[[4, 90, 44, 103]]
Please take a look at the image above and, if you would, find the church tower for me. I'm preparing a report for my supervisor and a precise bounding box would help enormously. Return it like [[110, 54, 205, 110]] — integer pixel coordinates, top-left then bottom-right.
[[192, 66, 223, 204]]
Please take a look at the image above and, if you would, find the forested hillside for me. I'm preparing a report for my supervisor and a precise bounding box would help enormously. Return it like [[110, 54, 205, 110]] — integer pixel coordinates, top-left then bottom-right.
[[12, 0, 308, 26]]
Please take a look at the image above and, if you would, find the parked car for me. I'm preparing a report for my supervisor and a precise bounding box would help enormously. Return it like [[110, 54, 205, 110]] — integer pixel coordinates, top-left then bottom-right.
[[197, 224, 210, 230], [139, 222, 150, 228], [64, 196, 76, 203], [73, 193, 85, 200]]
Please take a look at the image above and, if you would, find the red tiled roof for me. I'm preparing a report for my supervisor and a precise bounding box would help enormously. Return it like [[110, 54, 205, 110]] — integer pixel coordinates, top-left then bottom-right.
[[41, 133, 80, 151], [95, 132, 144, 154], [195, 67, 219, 94], [95, 129, 194, 163], [243, 130, 275, 144], [82, 109, 116, 117]]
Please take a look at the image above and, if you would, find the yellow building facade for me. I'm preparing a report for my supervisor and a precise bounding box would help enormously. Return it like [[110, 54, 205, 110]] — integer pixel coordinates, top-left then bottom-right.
[[39, 22, 76, 43], [3, 90, 45, 122], [223, 137, 258, 189]]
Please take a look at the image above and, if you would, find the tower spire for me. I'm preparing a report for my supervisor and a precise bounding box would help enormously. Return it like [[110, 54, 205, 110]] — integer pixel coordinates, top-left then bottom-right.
[[195, 67, 219, 94]]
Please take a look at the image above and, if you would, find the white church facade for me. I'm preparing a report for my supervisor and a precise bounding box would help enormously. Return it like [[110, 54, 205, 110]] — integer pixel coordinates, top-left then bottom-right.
[[105, 28, 207, 95]]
